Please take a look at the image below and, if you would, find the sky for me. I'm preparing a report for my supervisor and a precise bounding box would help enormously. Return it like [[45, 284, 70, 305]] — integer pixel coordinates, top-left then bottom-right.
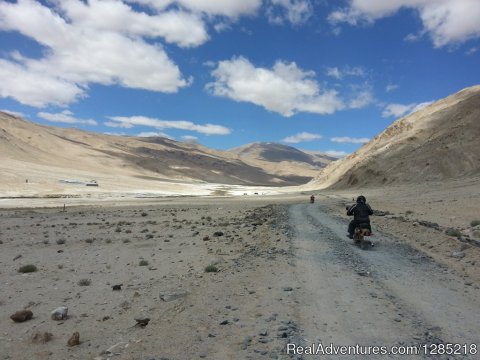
[[1, 0, 479, 158]]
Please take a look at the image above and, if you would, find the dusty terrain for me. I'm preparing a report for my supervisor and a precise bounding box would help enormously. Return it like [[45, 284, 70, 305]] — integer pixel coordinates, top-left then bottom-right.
[[1, 188, 479, 360]]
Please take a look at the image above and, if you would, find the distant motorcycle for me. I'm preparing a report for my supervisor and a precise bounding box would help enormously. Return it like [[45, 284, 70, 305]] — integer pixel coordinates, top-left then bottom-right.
[[310, 195, 315, 204]]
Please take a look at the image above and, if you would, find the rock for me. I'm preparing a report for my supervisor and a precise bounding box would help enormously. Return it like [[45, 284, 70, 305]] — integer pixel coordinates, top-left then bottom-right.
[[451, 251, 465, 259], [112, 284, 123, 291], [134, 316, 150, 327], [219, 319, 229, 325], [10, 310, 33, 323], [160, 290, 189, 302], [105, 341, 129, 355], [259, 329, 268, 336], [418, 220, 440, 230], [51, 306, 68, 320], [282, 286, 293, 292], [213, 231, 224, 237], [67, 332, 80, 347], [202, 236, 210, 241]]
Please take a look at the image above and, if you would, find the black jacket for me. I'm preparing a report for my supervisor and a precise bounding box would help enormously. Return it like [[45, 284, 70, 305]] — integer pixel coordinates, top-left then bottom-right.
[[347, 202, 373, 222]]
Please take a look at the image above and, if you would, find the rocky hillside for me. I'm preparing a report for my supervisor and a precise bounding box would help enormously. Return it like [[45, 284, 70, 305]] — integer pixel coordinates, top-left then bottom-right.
[[308, 85, 480, 189], [0, 113, 319, 187]]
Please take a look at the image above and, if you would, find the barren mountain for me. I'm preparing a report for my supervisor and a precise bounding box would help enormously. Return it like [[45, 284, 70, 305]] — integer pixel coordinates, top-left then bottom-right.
[[0, 113, 322, 195], [308, 85, 480, 189], [230, 142, 333, 178]]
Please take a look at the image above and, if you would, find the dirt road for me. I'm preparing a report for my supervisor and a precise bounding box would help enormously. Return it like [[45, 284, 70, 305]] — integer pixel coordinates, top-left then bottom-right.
[[288, 203, 480, 359]]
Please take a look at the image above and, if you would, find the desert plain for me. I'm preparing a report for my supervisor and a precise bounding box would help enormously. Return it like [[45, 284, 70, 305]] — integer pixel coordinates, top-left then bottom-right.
[[1, 177, 480, 360]]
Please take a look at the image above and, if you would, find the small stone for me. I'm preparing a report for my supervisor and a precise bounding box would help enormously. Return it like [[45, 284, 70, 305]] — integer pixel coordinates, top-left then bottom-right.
[[282, 287, 293, 292], [219, 319, 229, 325], [213, 231, 224, 237], [259, 329, 268, 336], [134, 316, 150, 327], [451, 251, 465, 259], [10, 310, 33, 323], [112, 284, 122, 291], [67, 332, 80, 347], [160, 290, 189, 302], [51, 306, 68, 320]]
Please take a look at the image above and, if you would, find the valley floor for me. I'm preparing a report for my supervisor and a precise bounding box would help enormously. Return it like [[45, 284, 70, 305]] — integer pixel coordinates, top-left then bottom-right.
[[0, 184, 479, 359]]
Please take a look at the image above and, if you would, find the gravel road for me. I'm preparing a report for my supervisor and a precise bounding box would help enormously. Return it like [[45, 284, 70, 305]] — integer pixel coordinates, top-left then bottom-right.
[[288, 203, 480, 359]]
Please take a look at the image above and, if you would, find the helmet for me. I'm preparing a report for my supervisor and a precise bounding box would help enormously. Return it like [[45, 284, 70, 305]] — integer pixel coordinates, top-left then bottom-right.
[[356, 195, 366, 203]]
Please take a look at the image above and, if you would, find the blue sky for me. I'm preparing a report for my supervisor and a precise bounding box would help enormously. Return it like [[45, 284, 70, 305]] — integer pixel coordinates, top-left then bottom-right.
[[1, 0, 479, 157]]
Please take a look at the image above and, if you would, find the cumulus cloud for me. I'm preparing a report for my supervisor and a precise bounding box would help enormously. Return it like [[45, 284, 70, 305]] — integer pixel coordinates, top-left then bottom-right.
[[37, 110, 98, 125], [0, 59, 84, 107], [106, 116, 231, 136], [328, 0, 480, 47], [282, 132, 322, 143], [207, 56, 344, 117], [382, 101, 434, 118], [331, 136, 369, 144], [267, 0, 313, 25], [0, 0, 193, 107]]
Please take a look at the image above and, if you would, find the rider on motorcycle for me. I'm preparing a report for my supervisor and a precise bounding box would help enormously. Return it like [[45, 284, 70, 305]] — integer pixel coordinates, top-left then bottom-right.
[[347, 195, 373, 239]]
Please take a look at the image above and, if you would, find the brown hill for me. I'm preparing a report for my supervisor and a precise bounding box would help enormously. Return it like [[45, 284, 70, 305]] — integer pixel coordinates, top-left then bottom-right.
[[230, 142, 333, 179], [308, 85, 480, 189], [0, 113, 318, 194]]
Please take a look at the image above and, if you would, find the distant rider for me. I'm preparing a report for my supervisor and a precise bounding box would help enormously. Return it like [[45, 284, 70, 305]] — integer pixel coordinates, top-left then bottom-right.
[[347, 196, 373, 239], [310, 195, 315, 203]]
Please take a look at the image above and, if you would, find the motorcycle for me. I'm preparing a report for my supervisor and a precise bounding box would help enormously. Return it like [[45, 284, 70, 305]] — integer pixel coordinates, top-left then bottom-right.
[[352, 224, 374, 250], [346, 205, 374, 250], [310, 195, 315, 204]]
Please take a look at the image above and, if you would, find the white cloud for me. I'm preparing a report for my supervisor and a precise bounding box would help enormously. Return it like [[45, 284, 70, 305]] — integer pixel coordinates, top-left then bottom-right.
[[106, 116, 231, 136], [267, 0, 313, 25], [127, 0, 261, 18], [0, 0, 192, 107], [323, 150, 349, 158], [328, 0, 480, 47], [326, 66, 365, 80], [1, 109, 26, 118], [331, 136, 369, 144], [207, 56, 344, 117], [136, 131, 173, 139], [282, 132, 322, 144], [0, 59, 84, 107], [37, 110, 97, 125], [57, 0, 208, 48], [181, 135, 198, 143], [349, 88, 374, 109], [382, 100, 434, 118]]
